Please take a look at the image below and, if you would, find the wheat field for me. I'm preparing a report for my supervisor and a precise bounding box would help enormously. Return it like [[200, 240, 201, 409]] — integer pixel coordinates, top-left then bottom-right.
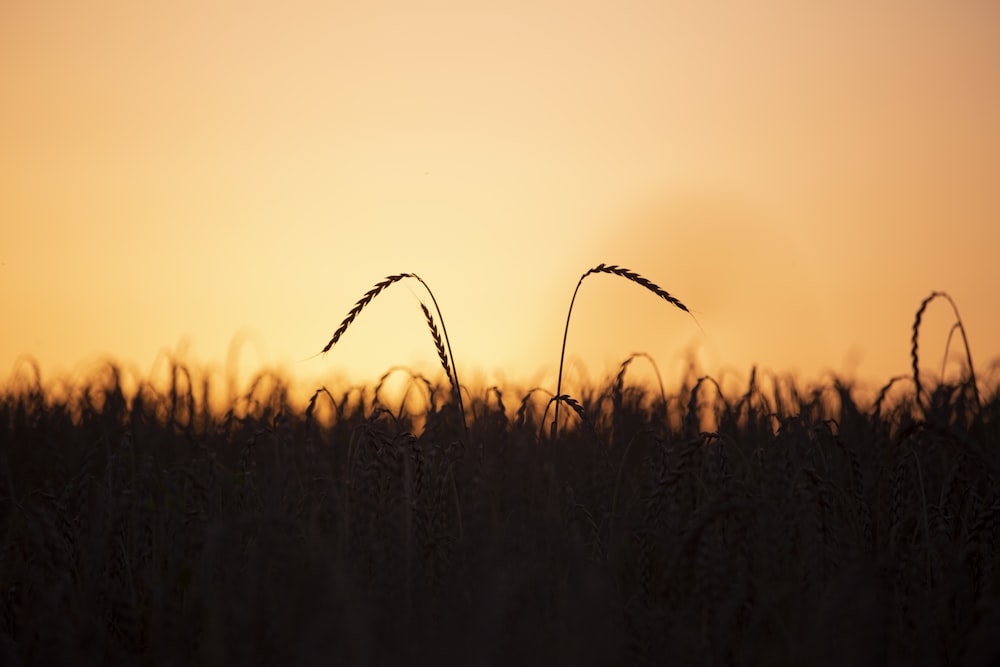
[[1, 270, 997, 666]]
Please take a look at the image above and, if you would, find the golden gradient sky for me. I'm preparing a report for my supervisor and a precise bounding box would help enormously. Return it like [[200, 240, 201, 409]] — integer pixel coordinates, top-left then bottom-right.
[[2, 1, 999, 396]]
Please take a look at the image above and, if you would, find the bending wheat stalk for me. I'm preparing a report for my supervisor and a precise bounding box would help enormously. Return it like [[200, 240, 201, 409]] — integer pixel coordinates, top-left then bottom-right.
[[553, 263, 698, 439], [910, 290, 980, 418], [321, 273, 467, 435]]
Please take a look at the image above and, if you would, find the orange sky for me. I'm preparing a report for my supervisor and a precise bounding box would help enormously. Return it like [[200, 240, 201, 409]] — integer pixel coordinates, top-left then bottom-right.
[[2, 1, 999, 399]]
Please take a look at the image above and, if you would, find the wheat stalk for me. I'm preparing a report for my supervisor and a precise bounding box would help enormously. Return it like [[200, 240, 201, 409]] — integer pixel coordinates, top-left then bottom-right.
[[513, 387, 549, 429], [910, 291, 980, 418], [613, 352, 668, 409], [553, 263, 698, 439], [872, 374, 910, 419], [304, 386, 336, 425], [321, 272, 467, 435], [685, 375, 724, 438]]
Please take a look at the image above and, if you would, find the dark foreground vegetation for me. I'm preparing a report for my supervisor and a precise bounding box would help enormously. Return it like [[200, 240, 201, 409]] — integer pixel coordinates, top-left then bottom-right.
[[1, 358, 998, 667]]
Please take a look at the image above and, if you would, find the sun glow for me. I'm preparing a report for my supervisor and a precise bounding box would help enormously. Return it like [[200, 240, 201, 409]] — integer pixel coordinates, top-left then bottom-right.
[[2, 1, 999, 396]]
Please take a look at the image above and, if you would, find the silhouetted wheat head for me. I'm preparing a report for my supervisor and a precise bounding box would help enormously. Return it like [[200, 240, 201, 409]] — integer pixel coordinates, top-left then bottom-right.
[[322, 273, 412, 354], [582, 264, 693, 314], [541, 393, 590, 441], [553, 263, 699, 438], [420, 303, 453, 395]]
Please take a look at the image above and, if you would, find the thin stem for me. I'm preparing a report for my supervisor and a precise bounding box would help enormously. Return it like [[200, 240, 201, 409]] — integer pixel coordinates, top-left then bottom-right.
[[553, 264, 696, 439]]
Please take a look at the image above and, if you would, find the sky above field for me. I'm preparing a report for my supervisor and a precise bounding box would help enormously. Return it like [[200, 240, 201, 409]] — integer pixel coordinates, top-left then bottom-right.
[[2, 0, 999, 397]]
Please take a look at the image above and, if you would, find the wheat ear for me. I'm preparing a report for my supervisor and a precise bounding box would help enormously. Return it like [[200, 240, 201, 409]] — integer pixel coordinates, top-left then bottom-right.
[[420, 301, 462, 411], [553, 263, 697, 438], [321, 273, 412, 353]]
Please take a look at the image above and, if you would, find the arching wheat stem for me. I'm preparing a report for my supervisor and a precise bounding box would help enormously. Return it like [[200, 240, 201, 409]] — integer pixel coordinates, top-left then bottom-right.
[[910, 290, 980, 417], [321, 273, 467, 435], [553, 263, 698, 439]]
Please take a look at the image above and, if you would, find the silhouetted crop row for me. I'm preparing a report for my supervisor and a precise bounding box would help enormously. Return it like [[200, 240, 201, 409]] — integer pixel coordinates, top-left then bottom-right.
[[1, 283, 997, 666]]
